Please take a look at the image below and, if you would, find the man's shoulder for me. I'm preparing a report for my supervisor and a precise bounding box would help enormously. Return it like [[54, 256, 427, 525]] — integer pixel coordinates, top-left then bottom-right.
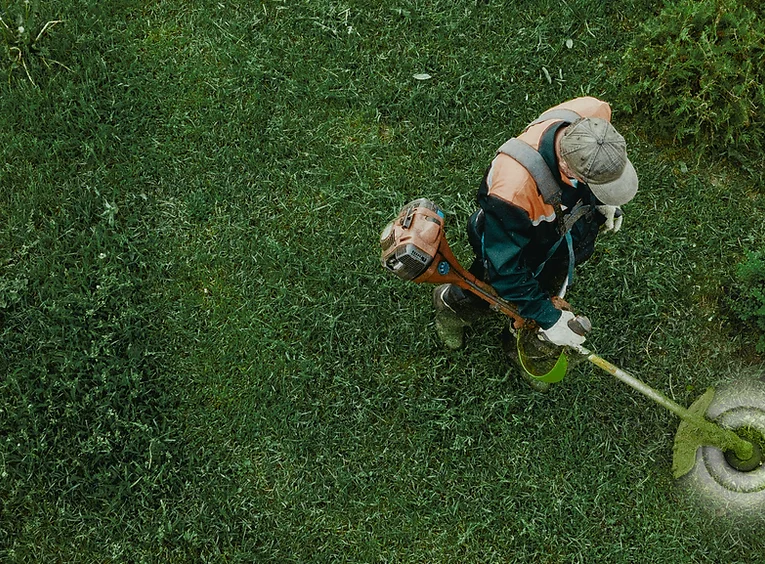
[[484, 155, 556, 226], [553, 97, 612, 121]]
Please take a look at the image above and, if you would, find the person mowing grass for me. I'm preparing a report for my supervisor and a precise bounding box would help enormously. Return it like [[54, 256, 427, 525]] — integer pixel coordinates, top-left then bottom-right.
[[434, 96, 639, 389]]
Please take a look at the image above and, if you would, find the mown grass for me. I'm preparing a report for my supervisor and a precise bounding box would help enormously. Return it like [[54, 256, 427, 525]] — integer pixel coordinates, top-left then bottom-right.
[[1, 0, 765, 562]]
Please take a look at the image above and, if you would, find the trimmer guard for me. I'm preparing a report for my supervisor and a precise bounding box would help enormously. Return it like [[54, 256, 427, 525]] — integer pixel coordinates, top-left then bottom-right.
[[516, 327, 568, 383], [672, 388, 717, 479]]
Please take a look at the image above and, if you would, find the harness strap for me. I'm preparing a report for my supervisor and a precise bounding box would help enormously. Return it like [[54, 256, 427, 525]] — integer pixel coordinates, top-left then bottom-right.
[[565, 231, 575, 285], [497, 138, 562, 206], [562, 201, 592, 233], [533, 231, 576, 286]]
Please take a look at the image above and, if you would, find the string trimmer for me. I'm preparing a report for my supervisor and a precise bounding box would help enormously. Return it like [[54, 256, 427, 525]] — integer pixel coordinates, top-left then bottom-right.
[[380, 199, 764, 487]]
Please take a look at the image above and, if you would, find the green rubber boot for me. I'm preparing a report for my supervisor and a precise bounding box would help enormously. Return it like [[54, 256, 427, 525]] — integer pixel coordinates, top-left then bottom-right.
[[433, 284, 470, 350]]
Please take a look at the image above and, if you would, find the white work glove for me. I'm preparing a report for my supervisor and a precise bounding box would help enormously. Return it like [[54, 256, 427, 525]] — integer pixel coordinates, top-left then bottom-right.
[[596, 205, 623, 234], [538, 310, 586, 348]]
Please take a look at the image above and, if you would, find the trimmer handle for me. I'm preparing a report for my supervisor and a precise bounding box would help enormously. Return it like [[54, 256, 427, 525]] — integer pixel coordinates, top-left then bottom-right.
[[568, 315, 592, 336]]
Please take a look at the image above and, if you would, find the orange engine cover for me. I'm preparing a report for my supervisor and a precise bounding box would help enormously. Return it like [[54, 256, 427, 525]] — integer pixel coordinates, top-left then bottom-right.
[[380, 199, 444, 281]]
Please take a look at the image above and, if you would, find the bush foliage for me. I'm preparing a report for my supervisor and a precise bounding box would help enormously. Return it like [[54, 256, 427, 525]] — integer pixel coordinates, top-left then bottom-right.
[[730, 250, 765, 353], [619, 0, 765, 162]]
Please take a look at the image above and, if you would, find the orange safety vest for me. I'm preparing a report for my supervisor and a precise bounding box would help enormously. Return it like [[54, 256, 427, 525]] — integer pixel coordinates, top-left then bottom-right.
[[486, 97, 612, 226]]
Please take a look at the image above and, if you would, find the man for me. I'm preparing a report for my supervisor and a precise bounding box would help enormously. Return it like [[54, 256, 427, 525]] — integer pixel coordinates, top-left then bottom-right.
[[434, 97, 638, 355]]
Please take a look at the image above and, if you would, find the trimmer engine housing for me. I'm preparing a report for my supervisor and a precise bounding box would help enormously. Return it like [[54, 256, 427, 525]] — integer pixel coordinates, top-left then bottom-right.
[[380, 197, 525, 326], [380, 199, 444, 282]]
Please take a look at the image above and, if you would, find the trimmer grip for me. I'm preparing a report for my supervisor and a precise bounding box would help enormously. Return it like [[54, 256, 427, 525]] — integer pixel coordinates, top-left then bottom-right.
[[568, 315, 592, 336]]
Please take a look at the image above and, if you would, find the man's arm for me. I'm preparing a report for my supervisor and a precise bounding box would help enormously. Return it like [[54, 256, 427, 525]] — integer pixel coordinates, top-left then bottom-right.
[[481, 206, 561, 329]]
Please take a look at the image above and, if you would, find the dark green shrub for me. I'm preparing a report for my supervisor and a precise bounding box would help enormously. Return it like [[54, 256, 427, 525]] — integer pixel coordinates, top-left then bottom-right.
[[619, 0, 765, 160], [730, 249, 765, 353]]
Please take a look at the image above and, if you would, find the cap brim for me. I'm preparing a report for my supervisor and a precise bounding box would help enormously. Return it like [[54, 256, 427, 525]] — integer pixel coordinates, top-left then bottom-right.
[[588, 159, 638, 206]]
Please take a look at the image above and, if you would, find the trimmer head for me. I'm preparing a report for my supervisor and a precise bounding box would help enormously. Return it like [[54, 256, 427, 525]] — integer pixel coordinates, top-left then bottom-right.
[[675, 378, 765, 527], [673, 388, 719, 479]]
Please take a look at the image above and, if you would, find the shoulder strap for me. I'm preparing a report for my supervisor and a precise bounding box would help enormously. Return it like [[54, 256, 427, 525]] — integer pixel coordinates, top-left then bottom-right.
[[496, 138, 562, 206], [527, 108, 581, 128]]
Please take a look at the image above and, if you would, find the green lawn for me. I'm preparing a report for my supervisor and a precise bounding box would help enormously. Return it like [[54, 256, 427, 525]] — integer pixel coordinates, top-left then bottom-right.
[[2, 0, 765, 562]]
